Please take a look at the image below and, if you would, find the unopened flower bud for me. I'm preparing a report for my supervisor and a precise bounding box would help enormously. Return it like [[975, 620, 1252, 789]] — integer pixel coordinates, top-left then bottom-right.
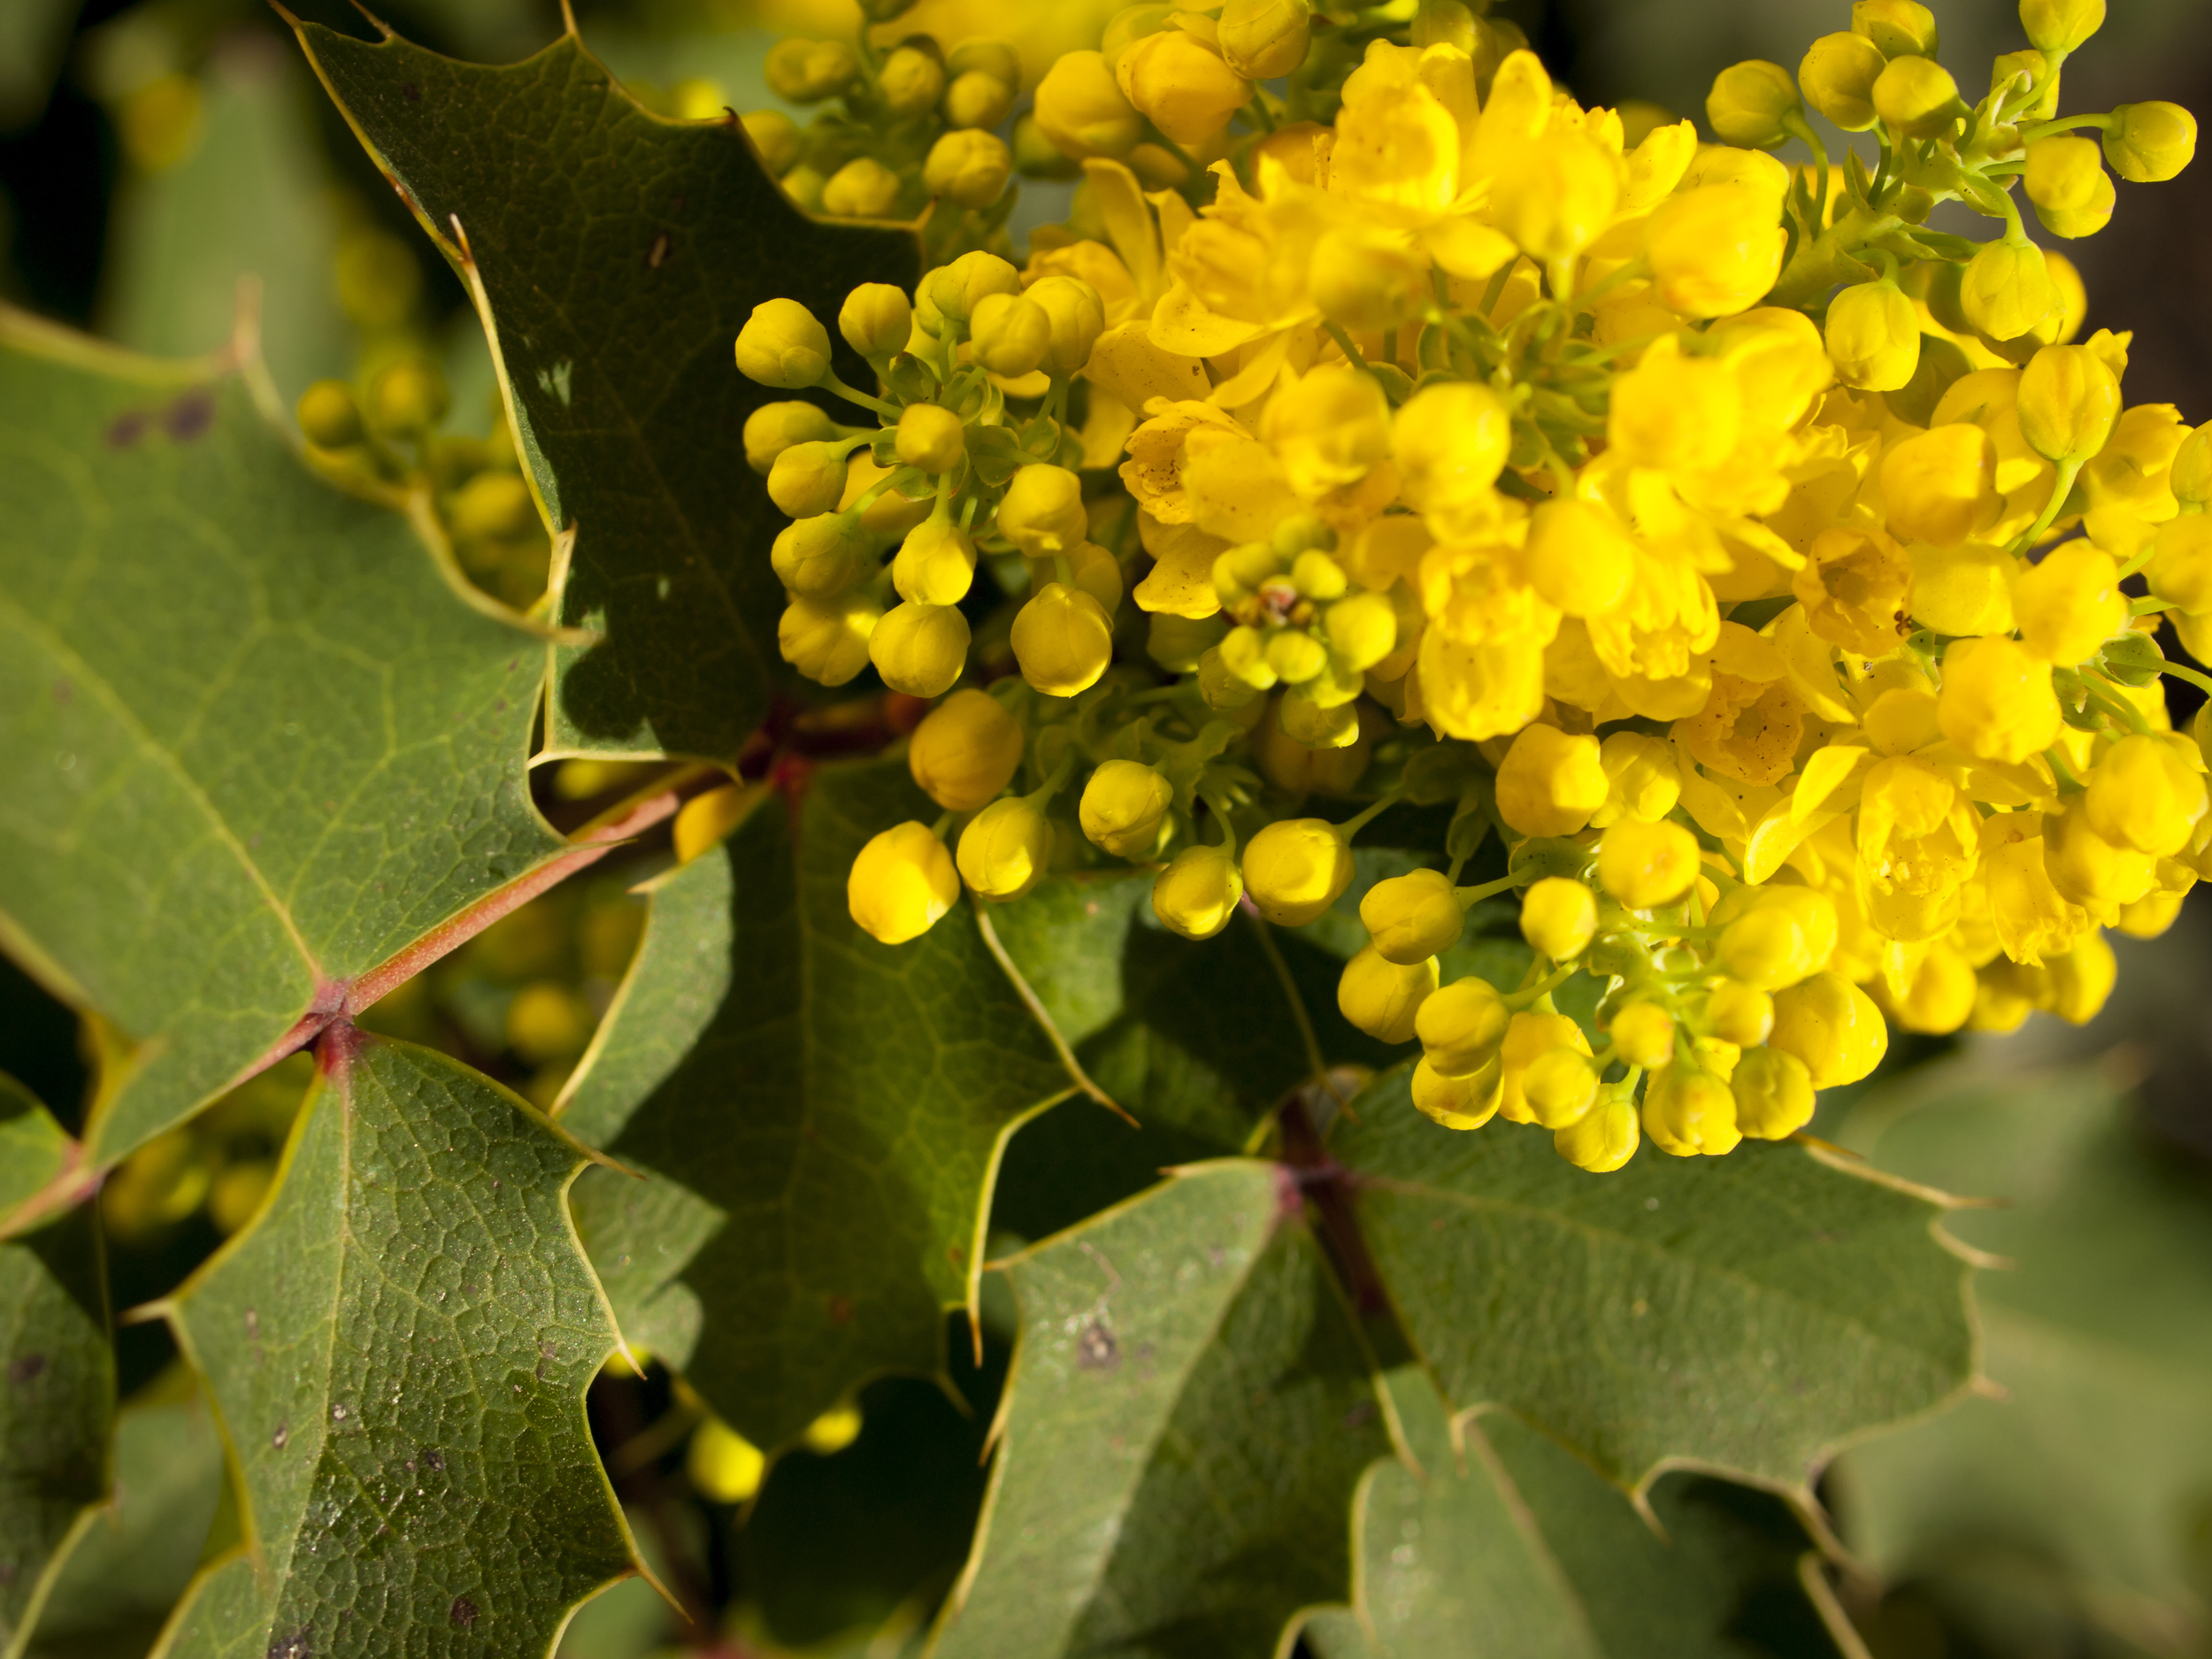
[[1871, 54, 1963, 138], [1852, 0, 1939, 58], [2085, 733, 2206, 856], [1555, 1099, 1639, 1171], [1339, 945, 1438, 1044], [839, 284, 912, 357], [2171, 423, 2212, 509], [949, 38, 1020, 82], [1219, 0, 1310, 79], [822, 157, 901, 218], [1116, 29, 1248, 148], [1324, 591, 1396, 673], [878, 44, 946, 117], [736, 298, 833, 388], [779, 591, 879, 686], [741, 110, 803, 175], [1416, 976, 1510, 1076], [1717, 888, 1839, 991], [1414, 1054, 1503, 1131], [764, 38, 857, 103], [744, 401, 839, 474], [1012, 112, 1082, 179], [2104, 102, 2196, 183], [1880, 423, 1998, 545], [895, 403, 966, 474], [1033, 50, 1143, 160], [942, 69, 1015, 131], [1494, 725, 1607, 838], [1241, 817, 1354, 926], [1523, 1047, 1599, 1128], [1597, 818, 1701, 910], [2019, 0, 2104, 55], [923, 128, 1012, 209], [1362, 868, 1464, 964], [1768, 971, 1887, 1087], [767, 440, 850, 517], [1010, 581, 1113, 695], [367, 358, 448, 436], [969, 291, 1053, 378], [1079, 759, 1174, 857], [1959, 239, 2055, 343], [957, 795, 1053, 900], [924, 250, 1023, 325], [2014, 541, 2125, 664], [1706, 979, 1775, 1046], [1525, 499, 1636, 617], [1520, 877, 1599, 960], [1731, 1047, 1816, 1139], [1265, 629, 1329, 687], [910, 688, 1023, 810], [449, 472, 535, 540], [1643, 185, 1787, 318], [893, 518, 977, 605], [296, 379, 362, 447], [1153, 842, 1243, 939], [771, 511, 872, 598], [1706, 59, 1801, 150], [848, 821, 958, 943], [1024, 275, 1106, 376], [1642, 1066, 1741, 1157], [1798, 31, 1886, 130], [1610, 1000, 1677, 1069], [995, 463, 1086, 555], [1825, 278, 1920, 391], [2016, 342, 2120, 461], [869, 600, 971, 697]]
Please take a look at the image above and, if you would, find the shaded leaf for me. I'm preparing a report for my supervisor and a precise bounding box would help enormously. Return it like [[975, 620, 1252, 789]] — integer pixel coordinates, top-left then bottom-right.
[[1333, 1064, 1974, 1491], [0, 311, 572, 1164], [1832, 1069, 2212, 1655], [1306, 1370, 1849, 1658], [155, 1036, 634, 1658], [561, 760, 1074, 1448], [0, 1179, 110, 1655], [929, 1160, 1390, 1659], [295, 20, 919, 763], [19, 1368, 227, 1659], [0, 1075, 78, 1236]]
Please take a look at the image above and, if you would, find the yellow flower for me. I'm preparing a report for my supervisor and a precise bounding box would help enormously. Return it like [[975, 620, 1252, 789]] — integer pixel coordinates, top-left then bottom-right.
[[1824, 279, 1920, 391], [1033, 50, 1143, 159], [1793, 525, 1914, 657], [1362, 868, 1465, 964], [2085, 733, 2207, 856], [1937, 636, 2062, 765], [1855, 755, 1978, 940], [2012, 542, 2125, 665], [848, 823, 959, 944], [1488, 130, 1622, 264], [1010, 583, 1115, 695], [1153, 842, 1244, 939], [1642, 1064, 1741, 1156], [1116, 28, 1249, 148], [1519, 876, 1600, 957], [1337, 945, 1439, 1043], [1596, 818, 1701, 908], [1494, 724, 1607, 837], [1642, 186, 1787, 318], [1879, 424, 1999, 547], [1241, 817, 1355, 925], [1416, 976, 1511, 1077], [1259, 366, 1393, 500], [1768, 971, 1887, 1087], [909, 690, 1023, 811]]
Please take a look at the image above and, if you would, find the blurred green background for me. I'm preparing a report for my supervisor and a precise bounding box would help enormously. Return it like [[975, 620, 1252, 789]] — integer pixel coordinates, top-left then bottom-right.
[[4, 1, 2212, 1655]]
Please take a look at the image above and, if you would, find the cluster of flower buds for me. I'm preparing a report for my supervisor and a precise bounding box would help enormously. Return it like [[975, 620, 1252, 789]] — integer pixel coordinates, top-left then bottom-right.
[[732, 0, 2205, 1174]]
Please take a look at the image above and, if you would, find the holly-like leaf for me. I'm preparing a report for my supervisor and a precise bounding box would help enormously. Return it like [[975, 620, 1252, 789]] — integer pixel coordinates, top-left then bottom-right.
[[980, 874, 1351, 1243], [0, 311, 586, 1166], [0, 1173, 110, 1655], [928, 1160, 1390, 1659], [561, 760, 1076, 1449], [19, 1367, 227, 1659], [1333, 1065, 1974, 1491], [1832, 1070, 2212, 1651], [1305, 1371, 1852, 1659], [293, 19, 919, 764], [153, 1035, 634, 1658]]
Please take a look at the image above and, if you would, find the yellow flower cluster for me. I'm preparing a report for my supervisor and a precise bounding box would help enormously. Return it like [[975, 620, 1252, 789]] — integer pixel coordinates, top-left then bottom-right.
[[735, 0, 2207, 1172]]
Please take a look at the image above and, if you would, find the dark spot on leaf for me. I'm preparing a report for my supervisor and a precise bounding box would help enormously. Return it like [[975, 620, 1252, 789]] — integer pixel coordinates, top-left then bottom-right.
[[51, 679, 71, 704], [1076, 1320, 1118, 1372], [422, 1448, 444, 1471], [401, 82, 420, 103], [671, 195, 684, 212], [267, 1627, 310, 1658], [164, 391, 215, 442], [828, 1294, 852, 1325], [1342, 1400, 1376, 1430], [7, 1354, 47, 1385], [647, 232, 671, 270], [272, 1420, 288, 1450], [449, 1595, 478, 1630], [105, 410, 149, 448]]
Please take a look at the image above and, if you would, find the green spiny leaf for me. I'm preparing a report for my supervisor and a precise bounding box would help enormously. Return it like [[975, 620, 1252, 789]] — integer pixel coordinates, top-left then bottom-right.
[[0, 312, 574, 1166], [0, 1161, 110, 1657], [1333, 1064, 1974, 1491], [929, 1161, 1389, 1659], [1832, 1070, 2212, 1649], [292, 20, 920, 763], [1306, 1370, 1853, 1658], [156, 1037, 634, 1658], [560, 760, 1075, 1448], [18, 1368, 226, 1659]]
